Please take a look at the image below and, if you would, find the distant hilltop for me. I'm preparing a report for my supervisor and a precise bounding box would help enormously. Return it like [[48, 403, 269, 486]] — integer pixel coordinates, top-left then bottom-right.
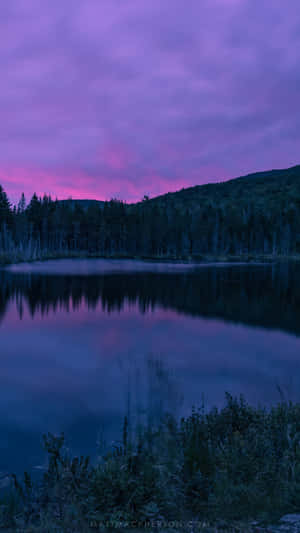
[[59, 163, 300, 210], [134, 163, 300, 213]]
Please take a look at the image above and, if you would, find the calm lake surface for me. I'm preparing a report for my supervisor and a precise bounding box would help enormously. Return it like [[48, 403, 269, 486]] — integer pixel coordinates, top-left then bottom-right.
[[1, 259, 300, 474]]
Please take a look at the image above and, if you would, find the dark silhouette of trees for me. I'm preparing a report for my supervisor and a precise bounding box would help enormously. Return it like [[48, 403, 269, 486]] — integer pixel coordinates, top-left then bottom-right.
[[1, 164, 300, 262], [1, 262, 300, 336]]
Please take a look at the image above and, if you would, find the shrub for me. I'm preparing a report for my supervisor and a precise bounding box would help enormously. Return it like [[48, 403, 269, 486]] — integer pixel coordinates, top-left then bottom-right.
[[2, 394, 300, 530]]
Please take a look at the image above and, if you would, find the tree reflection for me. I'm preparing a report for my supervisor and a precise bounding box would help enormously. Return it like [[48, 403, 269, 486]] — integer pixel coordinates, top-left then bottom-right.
[[0, 262, 300, 336]]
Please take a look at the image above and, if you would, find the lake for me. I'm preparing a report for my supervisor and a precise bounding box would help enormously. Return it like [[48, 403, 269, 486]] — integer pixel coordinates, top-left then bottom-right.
[[1, 259, 300, 475]]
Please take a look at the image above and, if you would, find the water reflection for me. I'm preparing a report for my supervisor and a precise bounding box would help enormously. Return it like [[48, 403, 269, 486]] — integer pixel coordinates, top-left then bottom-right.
[[1, 261, 300, 335], [0, 260, 300, 474]]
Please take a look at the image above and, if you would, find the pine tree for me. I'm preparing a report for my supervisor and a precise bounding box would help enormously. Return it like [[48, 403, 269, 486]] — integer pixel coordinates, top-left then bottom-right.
[[0, 185, 11, 224], [17, 193, 26, 214]]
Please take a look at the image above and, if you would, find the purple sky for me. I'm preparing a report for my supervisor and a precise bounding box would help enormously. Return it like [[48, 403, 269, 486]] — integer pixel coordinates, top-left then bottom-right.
[[1, 0, 300, 203]]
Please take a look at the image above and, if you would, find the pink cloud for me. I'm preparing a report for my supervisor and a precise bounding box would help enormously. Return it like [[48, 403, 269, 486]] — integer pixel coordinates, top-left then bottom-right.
[[100, 144, 135, 171], [0, 167, 104, 203], [0, 161, 237, 206], [1, 165, 194, 204]]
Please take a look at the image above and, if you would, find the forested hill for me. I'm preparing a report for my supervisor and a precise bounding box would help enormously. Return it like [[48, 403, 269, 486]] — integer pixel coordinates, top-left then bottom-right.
[[0, 164, 300, 262], [134, 164, 300, 212]]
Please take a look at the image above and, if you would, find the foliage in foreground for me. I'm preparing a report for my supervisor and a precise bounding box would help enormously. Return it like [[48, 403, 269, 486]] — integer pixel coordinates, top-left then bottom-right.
[[2, 394, 300, 530]]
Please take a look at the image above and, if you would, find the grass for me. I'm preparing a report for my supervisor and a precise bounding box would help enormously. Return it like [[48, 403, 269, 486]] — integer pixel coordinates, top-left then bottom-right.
[[2, 393, 300, 531]]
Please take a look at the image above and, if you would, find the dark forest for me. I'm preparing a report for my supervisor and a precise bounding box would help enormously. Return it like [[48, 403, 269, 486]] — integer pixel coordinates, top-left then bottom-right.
[[1, 164, 300, 263]]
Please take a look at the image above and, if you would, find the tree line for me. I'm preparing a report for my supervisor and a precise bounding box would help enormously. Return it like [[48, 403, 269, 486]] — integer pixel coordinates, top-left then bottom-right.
[[1, 166, 300, 262]]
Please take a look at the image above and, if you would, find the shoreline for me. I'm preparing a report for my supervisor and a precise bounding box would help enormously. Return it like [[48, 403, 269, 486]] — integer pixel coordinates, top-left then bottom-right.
[[1, 251, 300, 268]]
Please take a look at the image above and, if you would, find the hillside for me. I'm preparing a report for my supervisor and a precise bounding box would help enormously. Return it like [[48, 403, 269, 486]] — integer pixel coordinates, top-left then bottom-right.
[[134, 164, 300, 213], [1, 164, 300, 262], [59, 164, 300, 214]]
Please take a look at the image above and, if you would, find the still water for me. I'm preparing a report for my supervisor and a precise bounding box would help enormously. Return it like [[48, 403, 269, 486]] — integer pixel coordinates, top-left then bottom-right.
[[1, 259, 300, 474]]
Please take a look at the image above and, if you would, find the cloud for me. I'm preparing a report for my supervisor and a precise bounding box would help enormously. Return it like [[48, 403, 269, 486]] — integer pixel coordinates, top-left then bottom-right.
[[0, 0, 299, 202]]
